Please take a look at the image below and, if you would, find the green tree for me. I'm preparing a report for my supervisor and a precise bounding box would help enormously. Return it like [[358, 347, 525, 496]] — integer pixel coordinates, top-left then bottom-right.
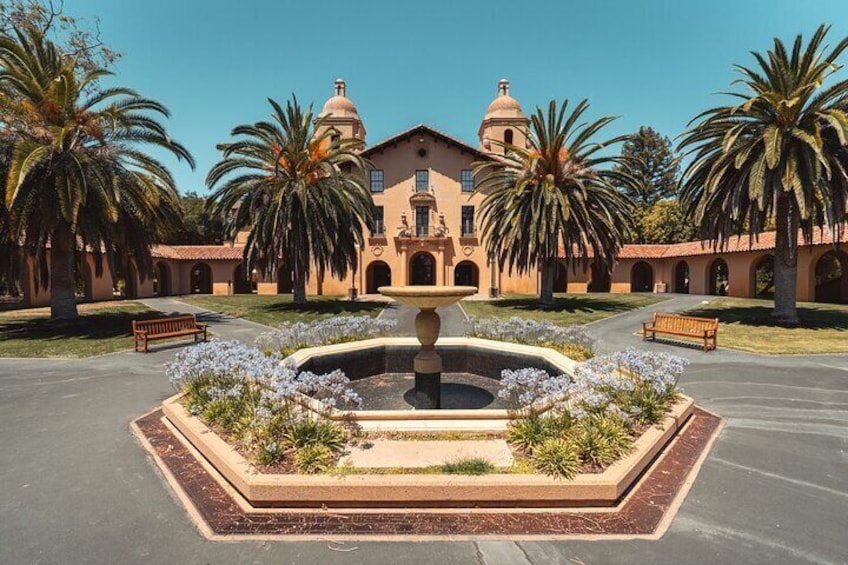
[[616, 126, 680, 207], [0, 26, 193, 320], [679, 25, 848, 325], [169, 191, 224, 245], [207, 96, 374, 305], [638, 199, 696, 244], [475, 100, 632, 305]]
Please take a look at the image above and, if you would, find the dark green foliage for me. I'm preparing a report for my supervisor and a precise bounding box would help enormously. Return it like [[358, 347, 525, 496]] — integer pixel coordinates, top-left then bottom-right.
[[280, 418, 346, 452], [572, 414, 633, 465], [439, 458, 496, 476], [529, 438, 581, 479], [169, 191, 225, 245], [615, 126, 681, 207], [294, 444, 336, 474]]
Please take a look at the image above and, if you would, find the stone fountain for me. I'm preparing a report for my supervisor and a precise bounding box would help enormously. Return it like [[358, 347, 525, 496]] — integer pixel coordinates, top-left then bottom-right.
[[378, 285, 477, 409]]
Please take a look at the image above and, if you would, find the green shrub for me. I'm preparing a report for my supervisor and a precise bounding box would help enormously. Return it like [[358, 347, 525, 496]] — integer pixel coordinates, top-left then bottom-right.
[[295, 444, 336, 474], [559, 343, 594, 362], [530, 438, 581, 479], [507, 411, 574, 453], [439, 457, 496, 475], [573, 414, 633, 465], [256, 439, 283, 466], [281, 418, 346, 452]]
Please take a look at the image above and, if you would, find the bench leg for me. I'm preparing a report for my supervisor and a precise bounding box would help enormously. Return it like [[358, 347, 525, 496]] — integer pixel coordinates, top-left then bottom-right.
[[144, 336, 149, 354]]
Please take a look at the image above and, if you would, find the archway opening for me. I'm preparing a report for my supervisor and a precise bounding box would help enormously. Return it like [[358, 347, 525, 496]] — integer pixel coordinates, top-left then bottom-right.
[[673, 261, 689, 294], [153, 261, 170, 297], [631, 261, 654, 292], [454, 261, 479, 288], [588, 261, 611, 293], [74, 261, 93, 302], [753, 255, 775, 299], [552, 260, 568, 293], [0, 273, 23, 305], [276, 265, 293, 294], [366, 261, 392, 294], [708, 258, 729, 296], [232, 264, 254, 294], [815, 251, 848, 304], [410, 252, 436, 285], [191, 263, 213, 294]]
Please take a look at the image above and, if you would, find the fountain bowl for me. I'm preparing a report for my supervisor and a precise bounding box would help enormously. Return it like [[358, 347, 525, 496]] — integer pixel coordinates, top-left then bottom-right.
[[377, 285, 477, 308]]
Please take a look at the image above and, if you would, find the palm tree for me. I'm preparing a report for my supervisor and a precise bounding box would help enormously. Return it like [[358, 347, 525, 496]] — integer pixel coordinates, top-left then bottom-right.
[[475, 100, 633, 305], [0, 26, 194, 320], [207, 96, 373, 305], [679, 25, 848, 325]]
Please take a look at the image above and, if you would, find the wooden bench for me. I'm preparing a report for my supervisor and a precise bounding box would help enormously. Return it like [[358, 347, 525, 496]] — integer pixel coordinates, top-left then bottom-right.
[[642, 312, 719, 352], [133, 314, 207, 353]]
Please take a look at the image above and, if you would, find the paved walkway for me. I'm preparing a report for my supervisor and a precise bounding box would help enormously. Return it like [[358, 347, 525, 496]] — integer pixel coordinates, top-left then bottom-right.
[[379, 301, 469, 337], [0, 297, 846, 564]]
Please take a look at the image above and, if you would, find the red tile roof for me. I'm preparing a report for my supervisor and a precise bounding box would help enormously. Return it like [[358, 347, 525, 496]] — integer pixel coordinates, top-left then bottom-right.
[[152, 244, 245, 261]]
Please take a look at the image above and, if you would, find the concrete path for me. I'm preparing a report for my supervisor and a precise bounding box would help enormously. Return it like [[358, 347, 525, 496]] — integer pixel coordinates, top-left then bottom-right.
[[138, 296, 273, 344], [379, 301, 469, 337], [1, 297, 847, 564]]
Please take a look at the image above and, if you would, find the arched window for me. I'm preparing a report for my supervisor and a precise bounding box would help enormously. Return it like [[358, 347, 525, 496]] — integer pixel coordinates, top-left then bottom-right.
[[504, 128, 514, 145]]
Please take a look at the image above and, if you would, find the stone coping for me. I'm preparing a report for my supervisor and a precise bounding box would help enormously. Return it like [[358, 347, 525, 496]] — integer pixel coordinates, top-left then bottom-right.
[[288, 337, 579, 431], [161, 393, 694, 508]]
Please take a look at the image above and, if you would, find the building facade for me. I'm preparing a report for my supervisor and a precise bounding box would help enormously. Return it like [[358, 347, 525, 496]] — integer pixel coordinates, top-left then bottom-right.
[[4, 80, 847, 307]]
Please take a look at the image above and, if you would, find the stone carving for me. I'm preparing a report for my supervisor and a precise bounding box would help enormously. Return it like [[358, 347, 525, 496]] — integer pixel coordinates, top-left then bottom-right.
[[434, 213, 450, 238], [397, 212, 413, 238]]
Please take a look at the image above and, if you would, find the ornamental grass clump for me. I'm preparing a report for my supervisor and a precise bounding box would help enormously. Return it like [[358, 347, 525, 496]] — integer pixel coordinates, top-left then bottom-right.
[[501, 348, 686, 478], [165, 340, 361, 472], [467, 317, 596, 361], [255, 316, 397, 357]]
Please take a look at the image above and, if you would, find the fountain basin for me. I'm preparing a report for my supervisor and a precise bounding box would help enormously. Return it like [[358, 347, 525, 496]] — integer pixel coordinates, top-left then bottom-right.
[[377, 285, 477, 308], [288, 337, 579, 431]]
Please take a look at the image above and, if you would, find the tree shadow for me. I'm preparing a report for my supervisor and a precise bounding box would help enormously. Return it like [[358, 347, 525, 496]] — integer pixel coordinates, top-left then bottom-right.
[[685, 304, 848, 330], [0, 309, 167, 343], [489, 295, 638, 315]]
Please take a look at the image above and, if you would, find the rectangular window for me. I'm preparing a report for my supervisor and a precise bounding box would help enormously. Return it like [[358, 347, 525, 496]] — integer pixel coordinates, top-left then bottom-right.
[[461, 169, 474, 193], [372, 206, 384, 236], [461, 206, 475, 236], [416, 206, 429, 237], [415, 170, 429, 192], [369, 169, 384, 193]]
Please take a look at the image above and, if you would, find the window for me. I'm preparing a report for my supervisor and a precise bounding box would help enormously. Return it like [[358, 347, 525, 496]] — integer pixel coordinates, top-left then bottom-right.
[[415, 206, 429, 237], [369, 170, 384, 193], [461, 206, 475, 236], [415, 170, 429, 192], [461, 169, 474, 193], [372, 206, 384, 236], [504, 129, 514, 145]]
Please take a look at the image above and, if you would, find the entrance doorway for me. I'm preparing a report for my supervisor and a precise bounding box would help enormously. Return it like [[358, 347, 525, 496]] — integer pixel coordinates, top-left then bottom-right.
[[410, 253, 436, 285], [366, 261, 392, 293]]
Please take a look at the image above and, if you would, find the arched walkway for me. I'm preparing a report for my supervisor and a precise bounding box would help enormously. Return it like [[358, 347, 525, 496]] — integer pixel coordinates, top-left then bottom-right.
[[154, 262, 170, 297], [673, 261, 689, 294], [75, 262, 93, 301], [454, 261, 479, 288], [631, 261, 654, 292], [232, 264, 254, 294], [815, 251, 848, 304], [752, 255, 775, 298], [190, 263, 213, 294], [588, 261, 611, 293], [552, 261, 568, 293], [707, 258, 729, 296], [277, 265, 293, 294], [410, 252, 436, 285], [366, 261, 392, 293]]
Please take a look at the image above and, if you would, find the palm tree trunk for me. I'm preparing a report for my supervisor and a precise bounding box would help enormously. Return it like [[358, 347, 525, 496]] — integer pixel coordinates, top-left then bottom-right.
[[772, 194, 799, 326], [50, 225, 79, 321], [292, 267, 307, 305], [539, 259, 556, 305]]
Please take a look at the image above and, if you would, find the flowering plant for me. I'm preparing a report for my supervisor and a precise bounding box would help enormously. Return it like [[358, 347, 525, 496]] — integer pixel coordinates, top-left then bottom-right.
[[467, 317, 596, 360], [255, 316, 397, 357], [498, 367, 572, 410]]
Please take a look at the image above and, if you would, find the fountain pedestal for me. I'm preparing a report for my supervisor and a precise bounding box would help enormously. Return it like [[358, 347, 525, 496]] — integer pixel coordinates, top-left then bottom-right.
[[378, 286, 477, 409]]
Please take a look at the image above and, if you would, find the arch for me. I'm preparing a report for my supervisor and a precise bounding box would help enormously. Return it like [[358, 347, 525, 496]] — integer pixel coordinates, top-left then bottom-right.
[[552, 260, 568, 293], [673, 260, 689, 294], [277, 265, 293, 294], [454, 261, 479, 288], [366, 261, 392, 294], [752, 254, 775, 299], [410, 252, 436, 285], [630, 261, 654, 292], [588, 261, 611, 293], [74, 261, 93, 302], [153, 261, 170, 297], [814, 250, 848, 304], [707, 258, 729, 296], [504, 128, 514, 145], [232, 264, 254, 294], [190, 263, 213, 294]]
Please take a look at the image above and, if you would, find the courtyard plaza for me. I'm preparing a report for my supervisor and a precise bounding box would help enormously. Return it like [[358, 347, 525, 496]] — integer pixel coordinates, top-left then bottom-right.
[[0, 295, 845, 564]]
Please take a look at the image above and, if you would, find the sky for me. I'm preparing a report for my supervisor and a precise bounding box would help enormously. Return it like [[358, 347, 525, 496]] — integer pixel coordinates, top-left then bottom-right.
[[64, 0, 848, 195]]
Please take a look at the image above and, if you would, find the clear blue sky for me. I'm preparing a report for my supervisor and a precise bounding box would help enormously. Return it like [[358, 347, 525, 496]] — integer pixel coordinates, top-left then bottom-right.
[[65, 0, 848, 194]]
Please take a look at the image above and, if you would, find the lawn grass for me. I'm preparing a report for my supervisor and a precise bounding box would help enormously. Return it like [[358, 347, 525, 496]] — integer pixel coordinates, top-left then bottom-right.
[[0, 301, 165, 358], [179, 294, 386, 327], [461, 293, 668, 326], [680, 297, 848, 355]]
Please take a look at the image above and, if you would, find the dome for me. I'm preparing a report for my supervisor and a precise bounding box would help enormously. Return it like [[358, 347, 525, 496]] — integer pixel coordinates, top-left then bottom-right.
[[320, 79, 360, 118], [483, 79, 525, 118]]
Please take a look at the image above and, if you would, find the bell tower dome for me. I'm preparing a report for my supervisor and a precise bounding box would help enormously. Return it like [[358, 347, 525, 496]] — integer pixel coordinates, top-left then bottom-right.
[[478, 79, 529, 154], [316, 79, 366, 142]]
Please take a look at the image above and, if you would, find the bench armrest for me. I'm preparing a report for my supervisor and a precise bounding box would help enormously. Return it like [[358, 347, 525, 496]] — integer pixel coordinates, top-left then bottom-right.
[[196, 322, 208, 329], [134, 329, 148, 336]]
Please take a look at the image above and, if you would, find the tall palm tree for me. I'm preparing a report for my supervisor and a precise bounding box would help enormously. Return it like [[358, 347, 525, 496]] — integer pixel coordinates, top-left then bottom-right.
[[207, 96, 373, 305], [0, 26, 194, 320], [679, 25, 848, 325], [475, 100, 633, 305]]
